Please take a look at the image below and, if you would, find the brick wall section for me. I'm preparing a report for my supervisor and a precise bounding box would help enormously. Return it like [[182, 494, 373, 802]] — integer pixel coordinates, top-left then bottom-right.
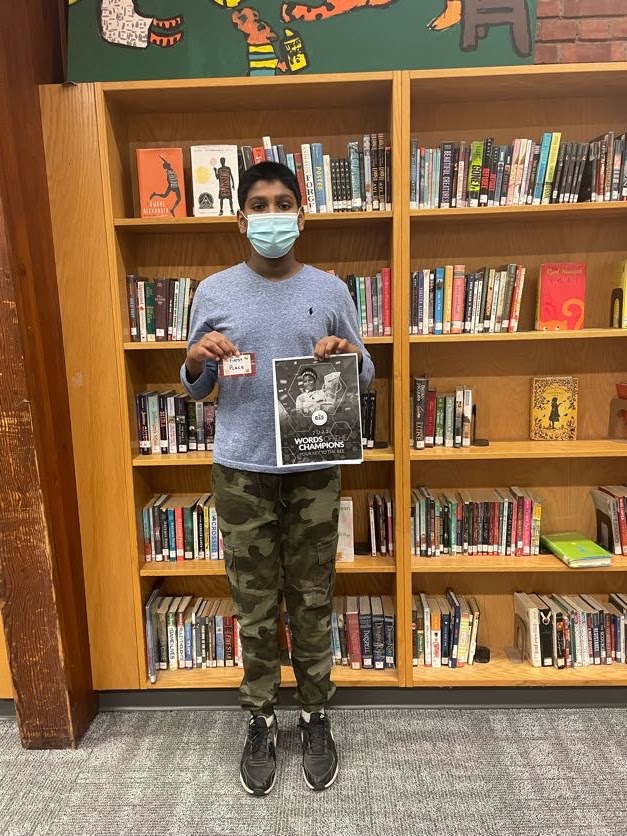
[[535, 0, 627, 63]]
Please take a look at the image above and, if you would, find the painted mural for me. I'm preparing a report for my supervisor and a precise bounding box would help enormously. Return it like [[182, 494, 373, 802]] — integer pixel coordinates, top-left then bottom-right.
[[67, 0, 537, 81]]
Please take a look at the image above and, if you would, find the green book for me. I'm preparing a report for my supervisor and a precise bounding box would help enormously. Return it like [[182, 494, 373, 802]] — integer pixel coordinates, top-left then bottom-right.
[[144, 280, 156, 342], [540, 531, 612, 568]]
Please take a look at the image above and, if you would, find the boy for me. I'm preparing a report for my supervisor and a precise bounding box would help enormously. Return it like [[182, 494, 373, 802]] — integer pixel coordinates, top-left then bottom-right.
[[181, 161, 374, 795]]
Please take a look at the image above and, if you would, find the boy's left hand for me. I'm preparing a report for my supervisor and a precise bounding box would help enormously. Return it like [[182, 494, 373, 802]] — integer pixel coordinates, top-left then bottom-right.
[[314, 336, 361, 362]]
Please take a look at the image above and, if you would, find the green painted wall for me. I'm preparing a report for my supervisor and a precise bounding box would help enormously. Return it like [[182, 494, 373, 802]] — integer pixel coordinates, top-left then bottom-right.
[[67, 0, 537, 82]]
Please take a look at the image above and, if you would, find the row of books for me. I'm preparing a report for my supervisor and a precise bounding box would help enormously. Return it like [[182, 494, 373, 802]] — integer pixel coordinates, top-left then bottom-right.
[[341, 270, 392, 337], [409, 263, 525, 336], [332, 595, 395, 670], [145, 592, 239, 677], [409, 131, 627, 210], [514, 591, 627, 669], [136, 136, 392, 220], [127, 275, 199, 343], [247, 134, 392, 214], [410, 380, 473, 449], [142, 491, 393, 563], [411, 487, 542, 558], [142, 493, 222, 563], [411, 590, 481, 668], [144, 591, 397, 680], [136, 392, 216, 456], [591, 485, 627, 557]]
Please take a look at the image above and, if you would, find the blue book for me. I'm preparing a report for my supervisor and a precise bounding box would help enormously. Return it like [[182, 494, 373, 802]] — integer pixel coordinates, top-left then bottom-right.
[[434, 266, 445, 335], [286, 152, 295, 174], [532, 132, 553, 205], [310, 142, 327, 212], [417, 270, 424, 334], [446, 588, 461, 668], [167, 508, 176, 562]]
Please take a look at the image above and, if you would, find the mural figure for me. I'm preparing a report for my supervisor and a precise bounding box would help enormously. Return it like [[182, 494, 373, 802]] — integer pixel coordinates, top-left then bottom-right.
[[232, 8, 288, 75], [98, 0, 184, 48]]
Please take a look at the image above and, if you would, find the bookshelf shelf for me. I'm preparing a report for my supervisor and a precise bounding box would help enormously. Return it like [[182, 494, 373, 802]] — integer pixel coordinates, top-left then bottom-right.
[[412, 650, 627, 687], [149, 664, 399, 690], [124, 335, 394, 350], [409, 441, 627, 461], [409, 329, 627, 344], [115, 211, 393, 234], [411, 555, 627, 574], [132, 446, 394, 467], [140, 554, 396, 576], [410, 202, 627, 225]]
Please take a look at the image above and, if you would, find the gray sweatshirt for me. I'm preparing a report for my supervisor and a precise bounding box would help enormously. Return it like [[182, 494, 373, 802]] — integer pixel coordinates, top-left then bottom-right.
[[180, 262, 375, 474]]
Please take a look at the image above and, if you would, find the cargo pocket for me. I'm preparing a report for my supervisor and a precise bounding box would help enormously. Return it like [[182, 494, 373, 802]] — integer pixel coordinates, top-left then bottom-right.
[[224, 544, 276, 603], [303, 532, 337, 608]]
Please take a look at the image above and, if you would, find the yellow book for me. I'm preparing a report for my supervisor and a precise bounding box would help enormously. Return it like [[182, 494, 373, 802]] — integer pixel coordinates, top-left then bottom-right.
[[443, 264, 454, 334], [530, 375, 578, 441], [609, 258, 627, 329], [541, 131, 562, 204]]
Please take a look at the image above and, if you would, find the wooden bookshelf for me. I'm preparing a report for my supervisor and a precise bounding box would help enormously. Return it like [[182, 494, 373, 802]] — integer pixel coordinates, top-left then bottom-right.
[[140, 554, 396, 577], [0, 612, 11, 698], [40, 63, 627, 694], [150, 664, 399, 690]]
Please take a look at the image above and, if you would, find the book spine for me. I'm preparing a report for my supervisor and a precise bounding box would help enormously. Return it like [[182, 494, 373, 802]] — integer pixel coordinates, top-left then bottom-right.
[[300, 144, 317, 213]]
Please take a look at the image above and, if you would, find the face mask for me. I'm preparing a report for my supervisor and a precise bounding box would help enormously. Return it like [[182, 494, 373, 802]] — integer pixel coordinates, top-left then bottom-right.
[[244, 213, 300, 259]]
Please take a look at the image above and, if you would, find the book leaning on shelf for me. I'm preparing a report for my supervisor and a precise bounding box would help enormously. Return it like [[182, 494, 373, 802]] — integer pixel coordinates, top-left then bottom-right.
[[127, 275, 199, 343], [411, 591, 481, 668], [145, 593, 396, 680], [135, 392, 217, 456], [409, 130, 627, 210], [409, 263, 525, 335], [590, 485, 627, 556], [514, 590, 626, 670], [411, 486, 542, 557]]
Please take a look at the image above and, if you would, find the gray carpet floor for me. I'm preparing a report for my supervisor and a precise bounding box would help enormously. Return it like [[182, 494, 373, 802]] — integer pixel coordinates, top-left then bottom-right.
[[1, 707, 627, 835]]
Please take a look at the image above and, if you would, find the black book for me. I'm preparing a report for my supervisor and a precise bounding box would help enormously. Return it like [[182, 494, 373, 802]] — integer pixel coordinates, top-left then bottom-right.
[[174, 394, 189, 453], [500, 146, 513, 206], [487, 143, 499, 206], [525, 143, 541, 205], [358, 596, 373, 669], [550, 141, 567, 204], [479, 137, 493, 206], [439, 141, 454, 209], [366, 390, 377, 448]]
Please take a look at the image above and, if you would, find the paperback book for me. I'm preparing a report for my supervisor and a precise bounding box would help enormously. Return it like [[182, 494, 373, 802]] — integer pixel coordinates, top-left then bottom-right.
[[272, 355, 363, 467], [190, 144, 239, 216], [530, 376, 578, 441], [540, 531, 612, 568]]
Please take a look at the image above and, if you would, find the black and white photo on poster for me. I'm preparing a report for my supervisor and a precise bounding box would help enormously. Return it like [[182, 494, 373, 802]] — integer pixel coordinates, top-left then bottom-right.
[[273, 355, 363, 467]]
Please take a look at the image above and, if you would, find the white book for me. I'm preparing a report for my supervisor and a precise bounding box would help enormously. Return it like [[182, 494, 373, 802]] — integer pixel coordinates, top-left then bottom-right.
[[300, 144, 317, 213], [190, 145, 239, 217], [336, 496, 354, 562], [323, 154, 334, 214]]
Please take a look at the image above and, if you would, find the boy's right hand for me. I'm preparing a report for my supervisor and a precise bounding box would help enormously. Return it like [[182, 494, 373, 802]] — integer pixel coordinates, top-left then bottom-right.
[[185, 331, 239, 380]]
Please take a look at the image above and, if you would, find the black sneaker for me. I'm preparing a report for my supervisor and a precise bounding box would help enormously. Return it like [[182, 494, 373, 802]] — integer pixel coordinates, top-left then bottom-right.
[[298, 712, 338, 791], [240, 713, 278, 796]]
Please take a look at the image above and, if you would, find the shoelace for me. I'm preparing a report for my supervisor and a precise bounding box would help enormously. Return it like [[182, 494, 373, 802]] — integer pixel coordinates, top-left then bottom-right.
[[305, 714, 328, 755], [248, 717, 272, 761]]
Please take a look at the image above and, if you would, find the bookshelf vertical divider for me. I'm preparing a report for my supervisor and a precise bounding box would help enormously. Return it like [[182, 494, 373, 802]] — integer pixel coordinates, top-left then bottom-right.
[[39, 62, 627, 694]]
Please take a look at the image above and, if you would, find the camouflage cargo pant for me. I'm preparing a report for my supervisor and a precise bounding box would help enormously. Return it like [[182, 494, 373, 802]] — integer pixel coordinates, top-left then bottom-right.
[[212, 462, 340, 714]]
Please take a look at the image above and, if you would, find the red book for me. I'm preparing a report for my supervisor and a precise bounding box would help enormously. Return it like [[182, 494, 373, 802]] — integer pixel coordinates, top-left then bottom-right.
[[424, 389, 437, 447], [251, 146, 266, 164], [535, 262, 586, 331], [136, 147, 187, 219], [345, 596, 362, 670], [293, 152, 308, 209], [381, 267, 392, 336], [174, 506, 185, 560]]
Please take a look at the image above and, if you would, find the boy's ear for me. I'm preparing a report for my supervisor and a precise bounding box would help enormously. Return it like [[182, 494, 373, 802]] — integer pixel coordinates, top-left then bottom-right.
[[297, 206, 305, 230], [237, 210, 247, 234]]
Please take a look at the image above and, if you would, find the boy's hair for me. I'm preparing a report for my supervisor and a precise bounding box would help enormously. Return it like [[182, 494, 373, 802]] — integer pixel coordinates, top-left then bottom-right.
[[237, 161, 302, 210]]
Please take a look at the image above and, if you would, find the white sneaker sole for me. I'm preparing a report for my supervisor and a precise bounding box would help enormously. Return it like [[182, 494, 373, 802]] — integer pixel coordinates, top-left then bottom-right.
[[240, 724, 278, 796]]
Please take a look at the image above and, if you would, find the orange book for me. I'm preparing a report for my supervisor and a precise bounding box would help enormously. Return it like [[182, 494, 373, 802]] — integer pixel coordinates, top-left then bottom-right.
[[136, 147, 187, 218], [535, 261, 586, 331]]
